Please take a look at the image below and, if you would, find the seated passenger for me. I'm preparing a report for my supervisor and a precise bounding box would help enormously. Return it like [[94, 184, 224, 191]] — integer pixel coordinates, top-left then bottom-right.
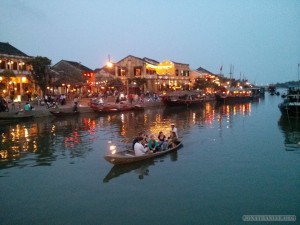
[[134, 137, 151, 156], [158, 131, 168, 151], [132, 131, 144, 150], [168, 131, 178, 148], [148, 134, 159, 152]]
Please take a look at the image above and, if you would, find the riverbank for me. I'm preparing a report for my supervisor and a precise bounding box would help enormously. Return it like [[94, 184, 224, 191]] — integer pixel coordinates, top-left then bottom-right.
[[0, 98, 164, 118]]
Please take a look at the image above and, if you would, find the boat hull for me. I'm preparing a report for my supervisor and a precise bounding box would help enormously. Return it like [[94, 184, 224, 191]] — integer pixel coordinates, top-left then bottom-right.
[[50, 110, 80, 117], [0, 112, 33, 120], [278, 102, 300, 117], [162, 98, 203, 107], [278, 85, 300, 117], [92, 104, 143, 113], [104, 141, 182, 165], [215, 94, 258, 103]]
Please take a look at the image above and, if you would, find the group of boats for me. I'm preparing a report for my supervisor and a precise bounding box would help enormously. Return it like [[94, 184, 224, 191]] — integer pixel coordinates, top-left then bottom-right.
[[161, 87, 263, 107], [2, 85, 298, 166]]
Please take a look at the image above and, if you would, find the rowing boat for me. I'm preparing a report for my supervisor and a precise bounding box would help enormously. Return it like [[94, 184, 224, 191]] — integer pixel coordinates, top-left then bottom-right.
[[104, 140, 182, 165], [0, 111, 33, 120], [50, 110, 80, 117]]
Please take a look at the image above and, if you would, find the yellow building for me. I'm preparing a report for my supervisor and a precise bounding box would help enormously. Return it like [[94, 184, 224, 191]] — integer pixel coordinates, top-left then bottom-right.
[[109, 55, 191, 93], [0, 42, 32, 101]]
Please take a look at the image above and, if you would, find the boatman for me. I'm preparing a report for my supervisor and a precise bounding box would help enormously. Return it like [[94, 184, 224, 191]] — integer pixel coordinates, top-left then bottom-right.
[[171, 123, 178, 138]]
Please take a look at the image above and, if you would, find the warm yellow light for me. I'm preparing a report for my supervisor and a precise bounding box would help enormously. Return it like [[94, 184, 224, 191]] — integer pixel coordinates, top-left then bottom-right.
[[110, 145, 116, 151], [22, 77, 26, 82], [0, 76, 2, 81], [107, 62, 113, 68]]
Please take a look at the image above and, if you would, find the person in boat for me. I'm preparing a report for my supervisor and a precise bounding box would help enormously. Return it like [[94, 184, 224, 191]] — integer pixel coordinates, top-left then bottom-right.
[[24, 102, 32, 111], [158, 131, 168, 150], [134, 137, 152, 156], [171, 123, 178, 138], [168, 131, 178, 148], [132, 131, 144, 150], [148, 134, 159, 152]]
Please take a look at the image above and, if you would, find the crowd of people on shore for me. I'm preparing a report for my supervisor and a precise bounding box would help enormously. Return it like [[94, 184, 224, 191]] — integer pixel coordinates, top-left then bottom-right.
[[132, 123, 179, 156]]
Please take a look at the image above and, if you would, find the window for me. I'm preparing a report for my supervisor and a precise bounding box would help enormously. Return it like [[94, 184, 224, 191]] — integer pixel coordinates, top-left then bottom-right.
[[0, 60, 5, 69], [134, 67, 142, 76]]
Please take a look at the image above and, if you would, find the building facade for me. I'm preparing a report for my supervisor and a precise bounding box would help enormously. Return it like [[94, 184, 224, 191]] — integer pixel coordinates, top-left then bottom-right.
[[51, 60, 94, 96], [106, 55, 191, 93], [0, 42, 33, 101]]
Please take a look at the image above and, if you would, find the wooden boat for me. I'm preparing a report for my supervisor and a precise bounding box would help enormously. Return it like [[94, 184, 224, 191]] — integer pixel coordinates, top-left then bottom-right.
[[91, 101, 144, 113], [50, 110, 80, 117], [215, 87, 260, 104], [278, 85, 300, 117], [104, 140, 183, 165], [0, 111, 33, 120], [161, 91, 204, 107]]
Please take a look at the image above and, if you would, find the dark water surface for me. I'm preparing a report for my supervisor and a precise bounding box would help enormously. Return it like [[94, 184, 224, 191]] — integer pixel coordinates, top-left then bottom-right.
[[1, 94, 299, 225]]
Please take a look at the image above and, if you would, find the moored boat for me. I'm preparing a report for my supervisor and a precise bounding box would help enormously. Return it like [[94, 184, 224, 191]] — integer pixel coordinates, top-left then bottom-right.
[[0, 111, 33, 120], [50, 110, 80, 117], [104, 140, 182, 165], [278, 85, 300, 117], [161, 91, 205, 107], [90, 95, 144, 113], [215, 87, 260, 103]]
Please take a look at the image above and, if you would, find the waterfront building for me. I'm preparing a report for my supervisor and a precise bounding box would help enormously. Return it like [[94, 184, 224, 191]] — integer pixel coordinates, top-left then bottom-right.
[[51, 60, 94, 96], [0, 42, 33, 101], [103, 55, 191, 93]]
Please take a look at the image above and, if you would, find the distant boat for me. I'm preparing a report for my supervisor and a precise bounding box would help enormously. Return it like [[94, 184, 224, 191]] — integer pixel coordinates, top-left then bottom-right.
[[268, 84, 276, 95], [278, 85, 300, 117], [215, 87, 260, 103]]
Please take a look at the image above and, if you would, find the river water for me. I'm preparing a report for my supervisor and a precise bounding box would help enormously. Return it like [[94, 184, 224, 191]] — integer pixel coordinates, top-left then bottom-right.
[[1, 93, 299, 225]]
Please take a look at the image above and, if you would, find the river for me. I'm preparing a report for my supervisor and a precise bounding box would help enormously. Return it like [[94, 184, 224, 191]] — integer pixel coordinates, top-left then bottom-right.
[[1, 93, 299, 225]]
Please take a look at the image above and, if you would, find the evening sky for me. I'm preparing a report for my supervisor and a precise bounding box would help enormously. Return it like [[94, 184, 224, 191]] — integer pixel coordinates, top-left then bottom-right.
[[1, 0, 299, 84]]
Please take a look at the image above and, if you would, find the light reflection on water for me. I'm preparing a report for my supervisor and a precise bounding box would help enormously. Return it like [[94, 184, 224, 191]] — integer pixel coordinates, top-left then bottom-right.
[[0, 102, 255, 169]]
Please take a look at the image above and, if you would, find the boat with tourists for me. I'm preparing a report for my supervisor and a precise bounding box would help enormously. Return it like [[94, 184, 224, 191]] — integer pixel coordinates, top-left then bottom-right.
[[104, 140, 182, 165], [161, 90, 207, 107], [278, 85, 300, 117], [215, 87, 260, 104]]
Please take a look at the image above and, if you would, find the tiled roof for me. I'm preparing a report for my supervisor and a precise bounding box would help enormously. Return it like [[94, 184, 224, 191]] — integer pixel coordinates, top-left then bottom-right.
[[196, 67, 214, 75], [63, 60, 94, 72], [0, 42, 29, 57], [143, 57, 159, 65]]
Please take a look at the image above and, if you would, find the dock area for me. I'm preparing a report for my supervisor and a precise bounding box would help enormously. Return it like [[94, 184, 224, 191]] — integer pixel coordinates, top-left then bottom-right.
[[0, 98, 164, 119]]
